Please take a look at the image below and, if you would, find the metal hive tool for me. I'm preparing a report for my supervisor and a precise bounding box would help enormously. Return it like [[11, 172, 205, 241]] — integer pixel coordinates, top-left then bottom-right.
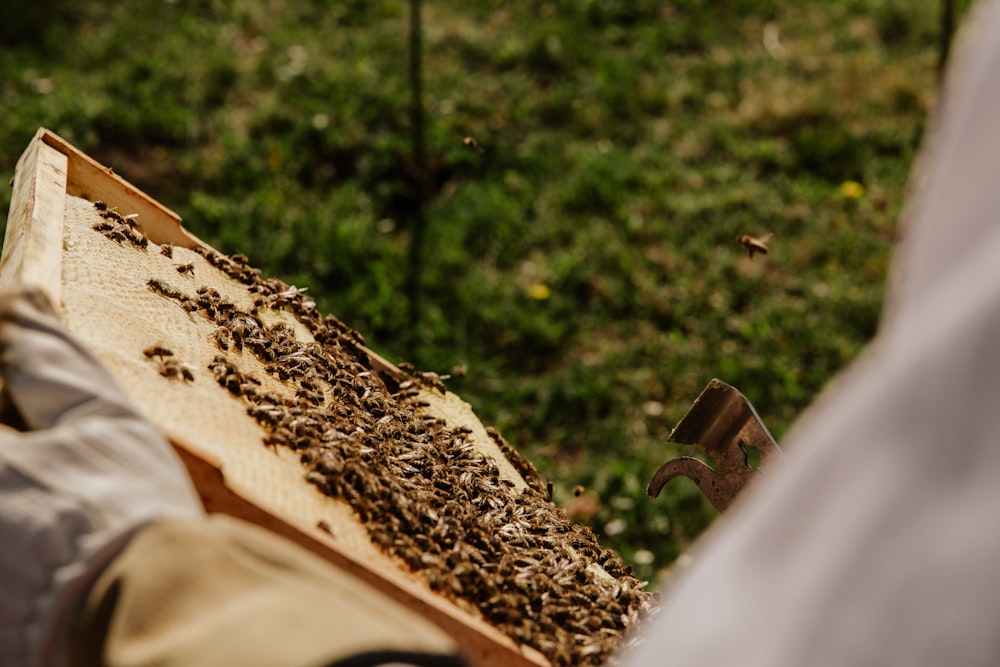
[[647, 379, 782, 512]]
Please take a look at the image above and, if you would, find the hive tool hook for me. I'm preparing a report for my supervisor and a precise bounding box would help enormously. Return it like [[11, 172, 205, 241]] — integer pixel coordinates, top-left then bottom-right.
[[647, 379, 782, 513]]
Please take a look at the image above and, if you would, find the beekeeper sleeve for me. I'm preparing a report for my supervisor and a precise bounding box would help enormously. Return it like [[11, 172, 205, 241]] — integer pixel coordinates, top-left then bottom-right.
[[0, 288, 203, 667]]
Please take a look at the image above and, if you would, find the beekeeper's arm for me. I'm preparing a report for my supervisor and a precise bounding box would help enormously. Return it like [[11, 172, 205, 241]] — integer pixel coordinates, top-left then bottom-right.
[[0, 287, 203, 666]]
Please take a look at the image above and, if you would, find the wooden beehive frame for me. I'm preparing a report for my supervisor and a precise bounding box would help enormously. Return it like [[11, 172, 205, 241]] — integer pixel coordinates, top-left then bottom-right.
[[3, 128, 548, 667]]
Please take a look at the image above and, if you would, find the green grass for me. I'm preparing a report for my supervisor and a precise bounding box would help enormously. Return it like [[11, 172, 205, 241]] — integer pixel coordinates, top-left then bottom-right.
[[1, 0, 965, 584]]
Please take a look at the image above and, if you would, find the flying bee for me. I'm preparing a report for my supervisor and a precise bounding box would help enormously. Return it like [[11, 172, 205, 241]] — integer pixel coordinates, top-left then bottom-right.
[[463, 135, 484, 153], [737, 233, 772, 259]]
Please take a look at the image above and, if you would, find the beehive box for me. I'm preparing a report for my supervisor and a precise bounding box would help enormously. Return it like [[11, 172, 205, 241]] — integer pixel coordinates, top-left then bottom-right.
[[2, 129, 652, 667]]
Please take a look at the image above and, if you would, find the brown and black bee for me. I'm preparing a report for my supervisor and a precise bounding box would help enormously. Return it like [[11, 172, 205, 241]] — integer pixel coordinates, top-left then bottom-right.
[[143, 345, 173, 358], [176, 262, 195, 275], [737, 233, 772, 259], [463, 135, 483, 152], [212, 326, 232, 351], [146, 279, 180, 300], [159, 358, 195, 382], [144, 349, 194, 382]]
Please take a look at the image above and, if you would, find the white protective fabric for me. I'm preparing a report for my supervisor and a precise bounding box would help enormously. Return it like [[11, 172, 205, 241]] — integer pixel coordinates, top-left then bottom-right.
[[0, 289, 203, 667], [619, 1, 1000, 665]]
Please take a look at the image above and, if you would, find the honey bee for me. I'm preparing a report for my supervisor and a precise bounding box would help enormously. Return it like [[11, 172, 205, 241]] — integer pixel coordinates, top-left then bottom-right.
[[296, 387, 325, 406], [463, 136, 484, 153], [213, 326, 232, 351], [155, 357, 195, 382], [160, 244, 173, 258], [147, 278, 182, 300], [247, 402, 284, 427], [737, 233, 772, 259], [143, 345, 173, 358], [263, 429, 291, 451], [176, 262, 195, 275]]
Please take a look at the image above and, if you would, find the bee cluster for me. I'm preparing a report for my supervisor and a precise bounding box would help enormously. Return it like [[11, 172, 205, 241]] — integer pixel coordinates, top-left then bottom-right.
[[91, 201, 148, 248], [94, 202, 653, 667]]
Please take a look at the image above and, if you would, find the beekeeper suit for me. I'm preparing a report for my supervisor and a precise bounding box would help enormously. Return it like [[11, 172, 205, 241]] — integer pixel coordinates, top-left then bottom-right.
[[619, 1, 1000, 665], [0, 291, 465, 667]]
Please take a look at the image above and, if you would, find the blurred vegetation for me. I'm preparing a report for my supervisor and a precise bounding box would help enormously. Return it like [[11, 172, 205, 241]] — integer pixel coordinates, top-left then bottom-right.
[[0, 0, 971, 584]]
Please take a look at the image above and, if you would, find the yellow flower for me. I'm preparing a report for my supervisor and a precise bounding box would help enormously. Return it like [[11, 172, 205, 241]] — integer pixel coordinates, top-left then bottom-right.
[[840, 180, 864, 199], [528, 283, 551, 300]]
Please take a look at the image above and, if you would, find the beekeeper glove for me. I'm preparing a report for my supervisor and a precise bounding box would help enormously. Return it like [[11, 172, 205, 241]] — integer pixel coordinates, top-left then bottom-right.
[[0, 288, 203, 667]]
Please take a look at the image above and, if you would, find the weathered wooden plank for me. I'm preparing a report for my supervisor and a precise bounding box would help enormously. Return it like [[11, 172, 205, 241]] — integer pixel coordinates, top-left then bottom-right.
[[1, 128, 67, 303], [39, 128, 203, 249]]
